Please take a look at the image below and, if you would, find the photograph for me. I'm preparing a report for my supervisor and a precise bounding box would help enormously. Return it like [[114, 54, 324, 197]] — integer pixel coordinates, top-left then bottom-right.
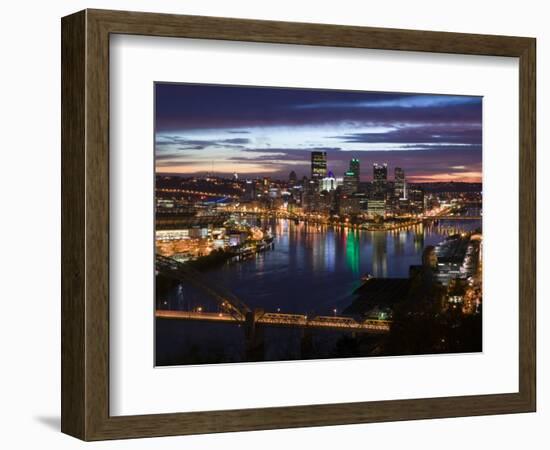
[[154, 83, 483, 366]]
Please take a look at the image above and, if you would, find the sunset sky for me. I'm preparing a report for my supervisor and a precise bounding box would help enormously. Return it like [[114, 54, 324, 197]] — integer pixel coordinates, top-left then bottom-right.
[[155, 83, 482, 183]]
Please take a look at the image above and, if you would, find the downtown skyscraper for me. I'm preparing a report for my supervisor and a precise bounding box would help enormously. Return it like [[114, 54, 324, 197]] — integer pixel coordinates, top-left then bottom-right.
[[349, 158, 360, 181], [311, 151, 327, 180], [343, 158, 360, 195], [394, 167, 406, 199], [373, 163, 388, 197]]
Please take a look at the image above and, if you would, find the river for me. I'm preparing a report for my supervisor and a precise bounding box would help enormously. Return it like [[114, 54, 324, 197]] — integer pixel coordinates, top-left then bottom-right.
[[156, 217, 481, 365]]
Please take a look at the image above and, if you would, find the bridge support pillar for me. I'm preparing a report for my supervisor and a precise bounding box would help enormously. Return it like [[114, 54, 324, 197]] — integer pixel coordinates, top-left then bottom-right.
[[244, 309, 265, 362]]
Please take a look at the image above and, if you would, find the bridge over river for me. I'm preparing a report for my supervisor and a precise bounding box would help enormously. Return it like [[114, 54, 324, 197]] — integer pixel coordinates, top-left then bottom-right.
[[156, 254, 390, 334], [156, 254, 390, 360]]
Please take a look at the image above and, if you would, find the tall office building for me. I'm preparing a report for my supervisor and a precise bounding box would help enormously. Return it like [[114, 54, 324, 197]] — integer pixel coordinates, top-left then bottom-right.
[[311, 151, 327, 180], [343, 170, 359, 195], [321, 170, 336, 192], [373, 163, 388, 196], [302, 180, 320, 212], [394, 167, 406, 199], [289, 170, 297, 184], [367, 198, 386, 217], [408, 185, 425, 214], [244, 180, 256, 201], [349, 158, 360, 181]]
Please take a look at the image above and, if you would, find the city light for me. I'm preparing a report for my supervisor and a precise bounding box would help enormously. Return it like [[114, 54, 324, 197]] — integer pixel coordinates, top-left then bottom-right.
[[154, 84, 483, 365]]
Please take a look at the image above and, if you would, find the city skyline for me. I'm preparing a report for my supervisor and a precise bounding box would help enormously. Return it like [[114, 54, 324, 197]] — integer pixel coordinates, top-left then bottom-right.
[[154, 84, 483, 365], [155, 83, 482, 183]]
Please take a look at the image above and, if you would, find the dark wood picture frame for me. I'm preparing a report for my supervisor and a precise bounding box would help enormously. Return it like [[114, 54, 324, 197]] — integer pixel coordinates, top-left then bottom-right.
[[61, 9, 536, 441]]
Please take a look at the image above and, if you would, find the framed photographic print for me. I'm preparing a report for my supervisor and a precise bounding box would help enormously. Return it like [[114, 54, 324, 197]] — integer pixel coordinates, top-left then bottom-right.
[[61, 9, 536, 440]]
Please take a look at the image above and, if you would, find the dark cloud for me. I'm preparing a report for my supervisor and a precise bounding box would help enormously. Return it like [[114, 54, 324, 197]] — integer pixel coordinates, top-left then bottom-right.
[[334, 123, 481, 146], [155, 136, 251, 151], [239, 146, 342, 155], [155, 83, 482, 131], [155, 151, 183, 160], [223, 138, 250, 145], [155, 159, 207, 167], [154, 83, 482, 181]]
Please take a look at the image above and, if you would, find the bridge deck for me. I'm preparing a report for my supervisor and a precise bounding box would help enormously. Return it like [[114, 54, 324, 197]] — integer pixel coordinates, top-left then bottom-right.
[[155, 255, 391, 335], [157, 310, 241, 324], [156, 310, 390, 333]]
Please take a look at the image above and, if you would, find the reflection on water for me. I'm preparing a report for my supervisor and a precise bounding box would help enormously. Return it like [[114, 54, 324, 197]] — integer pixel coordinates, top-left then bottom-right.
[[372, 232, 387, 278], [157, 217, 482, 365], [345, 230, 360, 275], [169, 218, 482, 317]]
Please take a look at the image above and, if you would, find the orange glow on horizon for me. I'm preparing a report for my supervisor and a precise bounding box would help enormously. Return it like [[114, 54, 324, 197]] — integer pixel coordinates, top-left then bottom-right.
[[408, 172, 482, 183], [156, 168, 482, 184]]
